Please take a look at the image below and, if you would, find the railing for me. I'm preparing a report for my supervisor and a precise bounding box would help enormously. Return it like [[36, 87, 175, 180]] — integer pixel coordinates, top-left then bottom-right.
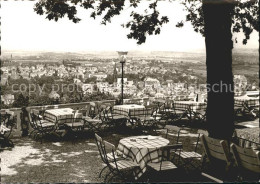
[[0, 98, 150, 137]]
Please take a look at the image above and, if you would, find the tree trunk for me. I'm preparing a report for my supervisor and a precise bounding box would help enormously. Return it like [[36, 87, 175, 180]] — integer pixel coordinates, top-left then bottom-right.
[[203, 1, 235, 140]]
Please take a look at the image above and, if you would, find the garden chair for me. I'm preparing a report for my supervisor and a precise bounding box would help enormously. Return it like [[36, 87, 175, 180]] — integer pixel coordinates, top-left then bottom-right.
[[192, 104, 207, 123], [154, 128, 169, 138], [84, 104, 105, 131], [175, 129, 204, 171], [97, 104, 117, 130], [169, 102, 188, 122], [95, 133, 125, 178], [157, 100, 177, 121], [0, 112, 15, 148], [230, 143, 260, 182], [164, 126, 193, 163], [61, 118, 85, 131], [243, 100, 259, 119], [101, 103, 127, 129], [133, 105, 164, 132], [29, 112, 56, 143], [56, 117, 89, 142], [146, 144, 182, 181], [200, 134, 233, 182], [103, 140, 139, 182], [88, 102, 97, 119]]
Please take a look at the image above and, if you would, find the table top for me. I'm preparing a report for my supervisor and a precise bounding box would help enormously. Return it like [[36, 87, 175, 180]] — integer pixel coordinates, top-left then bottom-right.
[[119, 135, 169, 149], [174, 101, 206, 105], [45, 108, 74, 116], [114, 104, 145, 109], [235, 95, 259, 101]]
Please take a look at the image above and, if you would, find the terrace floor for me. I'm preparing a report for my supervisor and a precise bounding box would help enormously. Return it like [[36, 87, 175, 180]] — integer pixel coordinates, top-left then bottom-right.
[[0, 119, 259, 183]]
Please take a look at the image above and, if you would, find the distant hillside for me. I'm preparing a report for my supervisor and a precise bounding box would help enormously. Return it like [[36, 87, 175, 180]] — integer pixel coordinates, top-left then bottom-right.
[[2, 49, 258, 63]]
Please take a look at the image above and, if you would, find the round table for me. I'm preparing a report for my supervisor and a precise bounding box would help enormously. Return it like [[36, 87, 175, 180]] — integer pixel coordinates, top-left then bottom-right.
[[117, 135, 169, 179]]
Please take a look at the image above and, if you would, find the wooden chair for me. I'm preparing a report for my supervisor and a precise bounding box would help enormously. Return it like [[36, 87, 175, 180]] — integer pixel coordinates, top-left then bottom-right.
[[103, 140, 139, 182], [170, 102, 188, 122], [103, 104, 127, 128], [133, 105, 164, 132], [166, 126, 196, 164], [89, 102, 97, 119], [94, 133, 124, 178], [84, 104, 105, 131], [230, 143, 260, 182], [146, 144, 182, 181], [0, 112, 14, 148], [154, 128, 169, 138], [61, 118, 85, 131], [29, 112, 56, 143], [176, 129, 204, 170], [200, 134, 233, 182]]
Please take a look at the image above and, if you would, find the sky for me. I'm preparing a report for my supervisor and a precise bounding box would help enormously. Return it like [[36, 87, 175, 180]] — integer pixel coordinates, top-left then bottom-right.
[[1, 0, 258, 53]]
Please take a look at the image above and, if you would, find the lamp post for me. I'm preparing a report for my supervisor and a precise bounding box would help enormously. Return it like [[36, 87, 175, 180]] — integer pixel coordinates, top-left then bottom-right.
[[117, 51, 128, 105]]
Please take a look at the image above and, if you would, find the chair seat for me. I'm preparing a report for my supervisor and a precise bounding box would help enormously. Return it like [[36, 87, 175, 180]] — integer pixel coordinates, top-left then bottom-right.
[[65, 122, 84, 128], [106, 150, 124, 161], [165, 109, 175, 112], [110, 159, 139, 170], [147, 161, 177, 171], [179, 151, 202, 159], [110, 114, 127, 120], [171, 110, 185, 114], [137, 116, 161, 121], [86, 119, 102, 124], [37, 120, 55, 127], [170, 142, 183, 153]]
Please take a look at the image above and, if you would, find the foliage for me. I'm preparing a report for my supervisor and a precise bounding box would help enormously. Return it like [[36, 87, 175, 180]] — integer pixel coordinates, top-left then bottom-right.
[[85, 76, 97, 83], [105, 74, 115, 84], [13, 93, 29, 108], [34, 0, 258, 45], [178, 0, 259, 45]]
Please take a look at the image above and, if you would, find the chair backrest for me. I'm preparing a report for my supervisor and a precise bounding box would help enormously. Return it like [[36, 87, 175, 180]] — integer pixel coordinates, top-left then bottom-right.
[[1, 112, 11, 126], [1, 113, 13, 138], [201, 135, 231, 164], [102, 103, 113, 119], [158, 144, 182, 170], [103, 140, 118, 169], [168, 126, 188, 144], [89, 102, 97, 118], [29, 112, 39, 129], [94, 133, 107, 164], [231, 143, 260, 173], [103, 140, 116, 153], [145, 104, 158, 117], [98, 104, 107, 120], [159, 128, 169, 139]]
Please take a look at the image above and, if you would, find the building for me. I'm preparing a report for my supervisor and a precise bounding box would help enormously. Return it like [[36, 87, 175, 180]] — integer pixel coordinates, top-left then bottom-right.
[[144, 77, 160, 89], [117, 78, 127, 88], [91, 73, 107, 81]]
